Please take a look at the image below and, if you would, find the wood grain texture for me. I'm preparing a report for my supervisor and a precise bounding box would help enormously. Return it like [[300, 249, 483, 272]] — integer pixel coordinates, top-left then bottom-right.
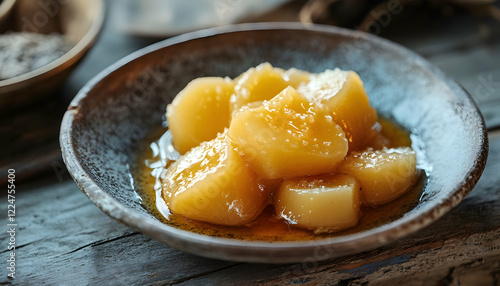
[[0, 179, 237, 285], [1, 131, 498, 285]]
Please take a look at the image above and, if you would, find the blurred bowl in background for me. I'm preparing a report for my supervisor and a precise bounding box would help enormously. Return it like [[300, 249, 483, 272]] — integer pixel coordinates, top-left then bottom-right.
[[0, 0, 16, 27], [0, 0, 104, 108], [112, 0, 290, 37]]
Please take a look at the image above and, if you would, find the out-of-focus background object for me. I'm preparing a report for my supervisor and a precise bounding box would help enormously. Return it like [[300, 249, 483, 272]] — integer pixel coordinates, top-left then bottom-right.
[[0, 0, 104, 107], [112, 0, 290, 37], [0, 32, 73, 80], [0, 0, 103, 185], [300, 0, 500, 50], [0, 0, 16, 27], [300, 0, 500, 32]]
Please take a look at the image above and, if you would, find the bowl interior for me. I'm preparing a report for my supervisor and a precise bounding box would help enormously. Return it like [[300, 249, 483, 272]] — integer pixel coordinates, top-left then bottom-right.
[[62, 23, 488, 263]]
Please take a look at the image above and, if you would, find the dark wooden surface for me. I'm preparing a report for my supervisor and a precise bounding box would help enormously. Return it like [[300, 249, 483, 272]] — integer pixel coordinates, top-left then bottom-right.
[[2, 1, 500, 285]]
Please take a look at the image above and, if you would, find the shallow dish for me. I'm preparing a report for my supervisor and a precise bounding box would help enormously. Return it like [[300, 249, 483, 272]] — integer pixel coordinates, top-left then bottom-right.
[[0, 0, 16, 27], [60, 23, 488, 263], [0, 0, 104, 107]]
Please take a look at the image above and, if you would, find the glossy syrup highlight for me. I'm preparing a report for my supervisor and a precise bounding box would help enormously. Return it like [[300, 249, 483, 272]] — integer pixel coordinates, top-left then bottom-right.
[[131, 119, 426, 241]]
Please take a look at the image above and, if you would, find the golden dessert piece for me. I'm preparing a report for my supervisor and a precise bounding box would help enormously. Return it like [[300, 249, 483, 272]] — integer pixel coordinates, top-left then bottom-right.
[[298, 69, 377, 151], [166, 77, 234, 154], [338, 147, 418, 206], [162, 132, 270, 226], [230, 63, 309, 115], [228, 86, 348, 179], [274, 174, 361, 233], [159, 64, 419, 234]]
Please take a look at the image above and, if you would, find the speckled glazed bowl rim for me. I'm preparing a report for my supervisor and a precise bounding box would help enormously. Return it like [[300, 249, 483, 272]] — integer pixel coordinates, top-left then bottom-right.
[[0, 0, 105, 92], [60, 22, 489, 263]]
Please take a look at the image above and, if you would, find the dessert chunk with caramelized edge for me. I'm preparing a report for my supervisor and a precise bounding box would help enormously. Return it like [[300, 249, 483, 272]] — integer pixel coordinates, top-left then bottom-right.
[[298, 69, 377, 151], [274, 174, 362, 233], [162, 132, 269, 226], [228, 86, 348, 179], [338, 147, 418, 206], [230, 63, 310, 115], [155, 63, 420, 235], [166, 77, 234, 154]]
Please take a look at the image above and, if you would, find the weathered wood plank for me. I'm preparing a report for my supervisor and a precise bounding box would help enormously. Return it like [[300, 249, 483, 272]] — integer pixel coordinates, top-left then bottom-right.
[[378, 6, 500, 132], [426, 40, 500, 109], [0, 179, 235, 285], [1, 131, 498, 285], [176, 232, 500, 285], [424, 41, 500, 130], [391, 16, 500, 60], [19, 234, 237, 286]]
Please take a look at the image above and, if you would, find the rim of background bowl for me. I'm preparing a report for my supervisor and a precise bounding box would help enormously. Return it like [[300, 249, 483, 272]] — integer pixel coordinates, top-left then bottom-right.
[[0, 0, 16, 23], [60, 22, 489, 263], [0, 0, 105, 92]]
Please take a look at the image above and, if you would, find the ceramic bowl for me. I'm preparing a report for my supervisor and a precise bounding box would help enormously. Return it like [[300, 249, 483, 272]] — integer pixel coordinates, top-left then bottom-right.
[[0, 0, 16, 27], [0, 0, 104, 108], [60, 23, 488, 263]]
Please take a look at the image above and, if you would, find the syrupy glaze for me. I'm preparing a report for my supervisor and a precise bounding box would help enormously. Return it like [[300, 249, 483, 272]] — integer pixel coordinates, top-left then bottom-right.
[[130, 118, 426, 242]]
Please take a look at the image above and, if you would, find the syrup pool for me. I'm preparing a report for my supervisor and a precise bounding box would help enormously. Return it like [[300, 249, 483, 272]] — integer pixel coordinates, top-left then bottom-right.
[[130, 118, 427, 241]]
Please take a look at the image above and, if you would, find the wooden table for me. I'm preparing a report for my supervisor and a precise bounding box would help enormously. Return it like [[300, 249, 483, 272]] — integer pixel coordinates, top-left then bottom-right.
[[2, 1, 500, 285]]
